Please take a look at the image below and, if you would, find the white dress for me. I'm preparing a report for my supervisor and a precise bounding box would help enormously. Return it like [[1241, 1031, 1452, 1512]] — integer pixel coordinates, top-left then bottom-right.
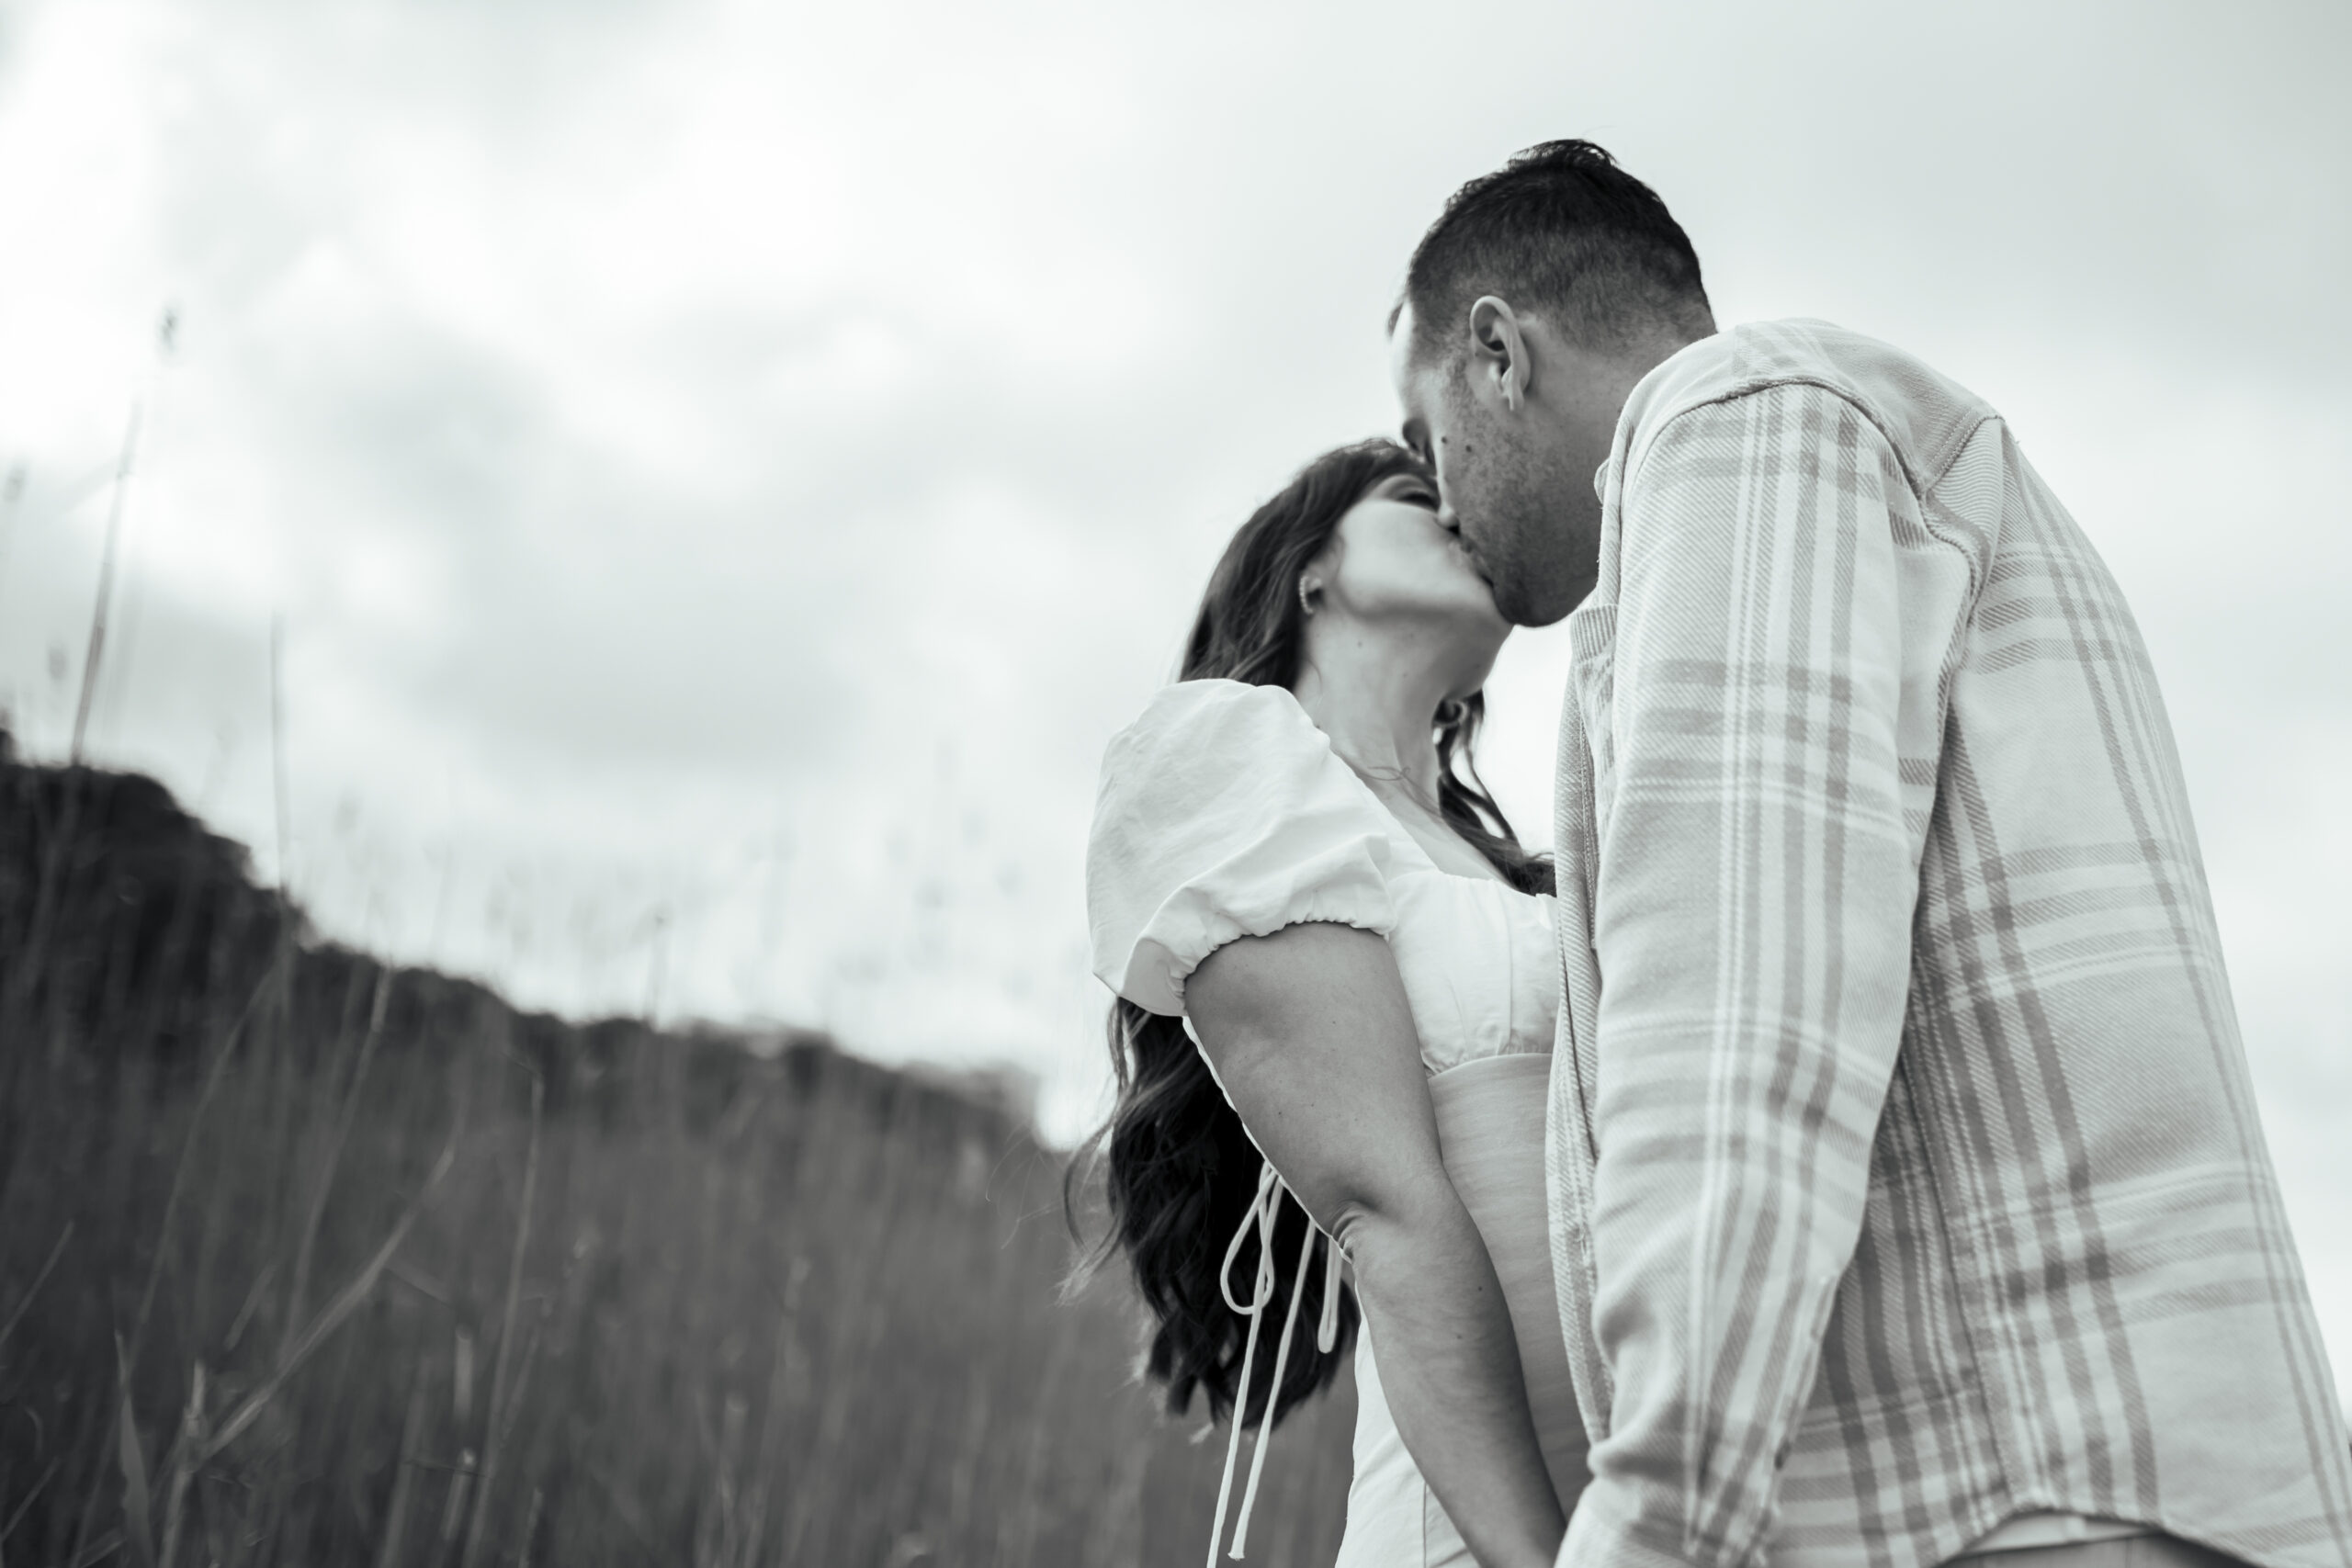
[[1087, 678, 1589, 1568]]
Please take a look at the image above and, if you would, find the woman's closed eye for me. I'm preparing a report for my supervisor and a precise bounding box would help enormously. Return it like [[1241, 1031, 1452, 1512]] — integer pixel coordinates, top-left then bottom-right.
[[1381, 475, 1441, 511]]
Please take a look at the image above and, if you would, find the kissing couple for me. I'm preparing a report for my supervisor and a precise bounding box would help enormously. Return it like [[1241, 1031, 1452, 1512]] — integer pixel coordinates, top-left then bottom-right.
[[1080, 141, 2352, 1568]]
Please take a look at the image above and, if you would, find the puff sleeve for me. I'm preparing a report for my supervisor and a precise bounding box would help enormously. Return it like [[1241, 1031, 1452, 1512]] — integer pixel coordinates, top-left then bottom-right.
[[1086, 678, 1400, 1018]]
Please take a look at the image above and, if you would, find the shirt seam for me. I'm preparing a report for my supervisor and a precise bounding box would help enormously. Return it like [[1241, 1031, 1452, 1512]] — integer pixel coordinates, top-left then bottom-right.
[[1623, 373, 1999, 505]]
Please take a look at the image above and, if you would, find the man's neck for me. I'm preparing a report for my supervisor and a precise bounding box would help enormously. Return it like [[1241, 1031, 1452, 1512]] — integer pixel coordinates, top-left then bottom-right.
[[1562, 324, 1715, 447]]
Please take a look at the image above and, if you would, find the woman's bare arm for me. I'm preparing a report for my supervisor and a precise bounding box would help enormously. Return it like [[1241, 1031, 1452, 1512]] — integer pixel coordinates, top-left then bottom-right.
[[1186, 919, 1565, 1568]]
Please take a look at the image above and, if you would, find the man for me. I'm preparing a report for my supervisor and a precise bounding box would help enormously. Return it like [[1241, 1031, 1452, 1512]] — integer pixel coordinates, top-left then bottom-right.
[[1389, 140, 2352, 1568]]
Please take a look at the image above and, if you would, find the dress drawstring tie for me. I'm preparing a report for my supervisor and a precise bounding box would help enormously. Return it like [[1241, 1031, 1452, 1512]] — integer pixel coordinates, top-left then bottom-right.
[[1204, 1157, 1343, 1564]]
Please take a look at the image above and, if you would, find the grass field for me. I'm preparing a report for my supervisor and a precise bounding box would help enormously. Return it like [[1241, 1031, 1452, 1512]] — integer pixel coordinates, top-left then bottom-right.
[[0, 750, 1357, 1567]]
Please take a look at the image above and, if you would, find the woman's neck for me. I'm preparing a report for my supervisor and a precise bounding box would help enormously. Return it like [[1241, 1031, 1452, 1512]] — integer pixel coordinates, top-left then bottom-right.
[[1290, 638, 1451, 811]]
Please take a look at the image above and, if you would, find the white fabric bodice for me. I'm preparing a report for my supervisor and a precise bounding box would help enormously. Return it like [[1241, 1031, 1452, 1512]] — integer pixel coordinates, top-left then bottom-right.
[[1381, 852, 1560, 1072], [1087, 678, 1587, 1567], [1087, 678, 1558, 1075]]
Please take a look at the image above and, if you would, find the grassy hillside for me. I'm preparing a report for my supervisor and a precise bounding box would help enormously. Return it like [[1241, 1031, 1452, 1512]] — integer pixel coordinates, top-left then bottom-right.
[[0, 742, 1354, 1566]]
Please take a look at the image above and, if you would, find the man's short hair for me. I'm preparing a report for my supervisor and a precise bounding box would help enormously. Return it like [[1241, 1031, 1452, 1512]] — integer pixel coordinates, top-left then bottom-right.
[[1399, 140, 1712, 364]]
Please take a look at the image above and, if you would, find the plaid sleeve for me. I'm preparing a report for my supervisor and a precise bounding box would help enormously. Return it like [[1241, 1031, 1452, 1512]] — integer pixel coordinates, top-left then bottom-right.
[[1561, 383, 1922, 1568]]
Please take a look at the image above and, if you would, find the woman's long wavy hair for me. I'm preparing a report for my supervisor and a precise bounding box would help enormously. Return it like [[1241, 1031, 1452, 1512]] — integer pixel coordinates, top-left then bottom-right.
[[1069, 438, 1553, 1432]]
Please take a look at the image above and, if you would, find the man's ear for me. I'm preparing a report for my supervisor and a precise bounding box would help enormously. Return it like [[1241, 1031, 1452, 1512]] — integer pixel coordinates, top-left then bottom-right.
[[1467, 296, 1531, 414]]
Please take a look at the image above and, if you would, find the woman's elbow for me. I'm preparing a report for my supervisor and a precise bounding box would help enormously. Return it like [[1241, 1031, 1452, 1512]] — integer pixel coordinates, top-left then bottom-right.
[[1326, 1179, 1479, 1289]]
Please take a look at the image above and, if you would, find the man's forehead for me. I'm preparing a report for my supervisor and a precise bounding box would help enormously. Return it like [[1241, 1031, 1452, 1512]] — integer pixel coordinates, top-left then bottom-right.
[[1385, 300, 1425, 398], [1387, 299, 1416, 350]]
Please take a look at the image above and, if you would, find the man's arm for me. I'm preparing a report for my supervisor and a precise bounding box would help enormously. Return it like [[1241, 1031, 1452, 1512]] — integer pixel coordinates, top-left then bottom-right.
[[1188, 921, 1566, 1568], [1563, 384, 1920, 1568]]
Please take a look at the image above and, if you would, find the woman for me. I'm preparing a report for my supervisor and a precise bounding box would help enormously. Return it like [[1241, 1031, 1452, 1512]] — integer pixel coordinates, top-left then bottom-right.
[[1080, 439, 1585, 1568]]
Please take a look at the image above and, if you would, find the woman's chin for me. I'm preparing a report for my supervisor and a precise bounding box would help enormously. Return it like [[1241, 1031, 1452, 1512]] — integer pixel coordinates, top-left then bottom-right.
[[1441, 624, 1509, 693], [1460, 592, 1512, 641]]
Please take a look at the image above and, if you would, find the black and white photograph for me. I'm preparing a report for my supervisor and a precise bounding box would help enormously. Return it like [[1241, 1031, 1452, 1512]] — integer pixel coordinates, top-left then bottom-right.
[[0, 3, 2346, 1565]]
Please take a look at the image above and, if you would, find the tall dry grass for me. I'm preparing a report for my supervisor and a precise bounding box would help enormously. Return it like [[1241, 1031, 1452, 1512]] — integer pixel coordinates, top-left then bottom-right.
[[0, 753, 1355, 1566]]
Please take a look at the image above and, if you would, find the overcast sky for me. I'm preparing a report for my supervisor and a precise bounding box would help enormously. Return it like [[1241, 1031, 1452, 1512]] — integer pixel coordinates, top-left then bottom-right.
[[3, 0, 2347, 1388]]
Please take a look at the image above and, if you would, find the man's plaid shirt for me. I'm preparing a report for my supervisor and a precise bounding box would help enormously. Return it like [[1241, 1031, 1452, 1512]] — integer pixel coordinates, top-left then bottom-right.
[[1544, 321, 2352, 1568]]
